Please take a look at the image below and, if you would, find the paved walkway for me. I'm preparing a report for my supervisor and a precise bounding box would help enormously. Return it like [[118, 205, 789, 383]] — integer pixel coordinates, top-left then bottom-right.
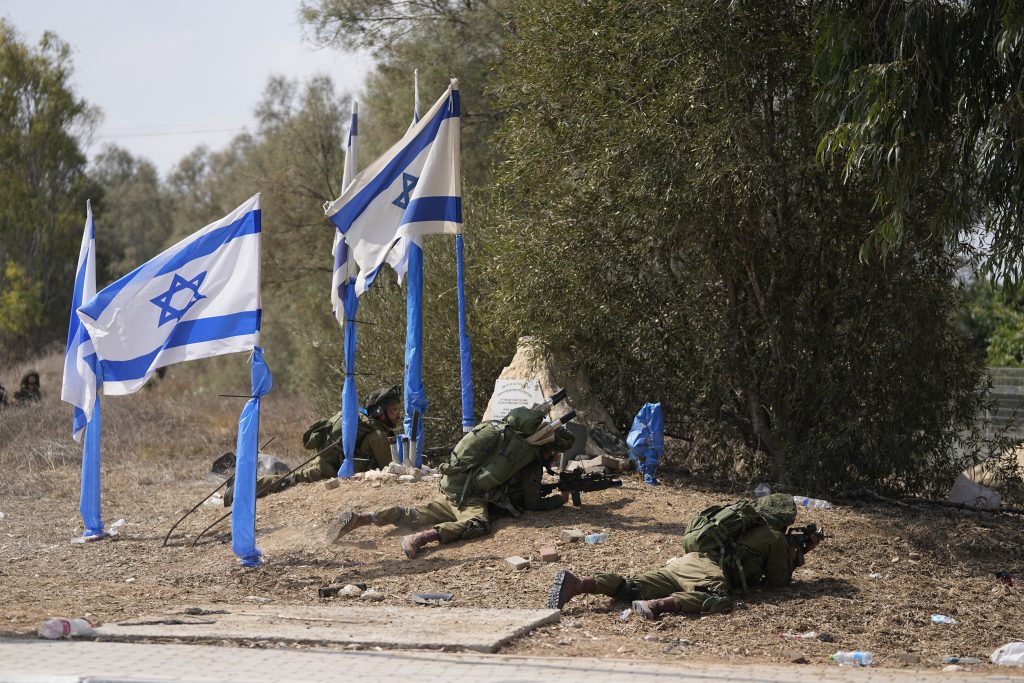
[[3, 638, 1022, 683]]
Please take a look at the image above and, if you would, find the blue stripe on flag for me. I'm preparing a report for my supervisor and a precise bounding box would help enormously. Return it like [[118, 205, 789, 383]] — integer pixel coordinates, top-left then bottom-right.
[[82, 210, 260, 320], [99, 310, 261, 382], [400, 196, 462, 226], [66, 259, 90, 349], [329, 99, 458, 234]]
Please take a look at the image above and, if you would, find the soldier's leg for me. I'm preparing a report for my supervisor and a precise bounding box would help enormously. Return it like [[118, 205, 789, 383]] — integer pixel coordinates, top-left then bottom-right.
[[373, 496, 457, 529], [224, 473, 292, 507], [401, 498, 490, 558], [632, 553, 731, 618], [292, 449, 342, 484]]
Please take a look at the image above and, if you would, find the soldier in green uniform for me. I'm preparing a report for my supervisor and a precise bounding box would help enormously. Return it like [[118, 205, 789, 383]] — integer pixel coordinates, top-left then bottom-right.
[[548, 494, 820, 619], [224, 386, 401, 506], [327, 406, 575, 558], [13, 371, 41, 404]]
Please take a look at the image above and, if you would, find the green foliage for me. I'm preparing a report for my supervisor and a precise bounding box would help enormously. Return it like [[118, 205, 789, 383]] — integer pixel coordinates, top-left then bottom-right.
[[814, 0, 1024, 285], [0, 261, 44, 354], [489, 0, 987, 494], [0, 19, 98, 360], [960, 280, 1024, 367]]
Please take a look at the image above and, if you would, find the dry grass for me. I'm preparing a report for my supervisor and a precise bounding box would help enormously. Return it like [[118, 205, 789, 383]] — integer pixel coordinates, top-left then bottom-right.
[[2, 352, 1024, 673]]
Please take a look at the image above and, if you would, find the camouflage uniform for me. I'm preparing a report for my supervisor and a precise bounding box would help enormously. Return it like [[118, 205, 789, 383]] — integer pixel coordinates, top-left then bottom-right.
[[13, 371, 40, 404], [370, 408, 572, 545], [371, 458, 566, 543], [588, 494, 801, 614]]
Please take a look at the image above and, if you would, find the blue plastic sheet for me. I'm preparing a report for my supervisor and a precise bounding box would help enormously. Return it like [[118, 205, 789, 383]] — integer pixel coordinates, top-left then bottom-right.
[[627, 402, 664, 485], [231, 347, 272, 566], [339, 276, 359, 478], [404, 241, 428, 466], [79, 393, 104, 537], [455, 233, 475, 431]]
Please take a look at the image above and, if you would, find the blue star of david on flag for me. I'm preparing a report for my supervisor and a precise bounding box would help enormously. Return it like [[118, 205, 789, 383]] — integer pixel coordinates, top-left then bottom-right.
[[150, 272, 208, 326], [392, 172, 419, 210]]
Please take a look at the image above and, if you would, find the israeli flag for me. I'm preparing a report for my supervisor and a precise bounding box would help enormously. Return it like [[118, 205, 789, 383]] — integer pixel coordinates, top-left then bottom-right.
[[384, 69, 422, 281], [78, 195, 262, 397], [330, 101, 359, 327], [325, 79, 461, 295], [61, 201, 98, 441]]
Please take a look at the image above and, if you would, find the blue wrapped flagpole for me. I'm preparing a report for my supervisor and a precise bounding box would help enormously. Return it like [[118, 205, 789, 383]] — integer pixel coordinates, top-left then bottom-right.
[[79, 391, 104, 537], [231, 347, 272, 566], [404, 241, 428, 466], [455, 233, 475, 431], [339, 275, 359, 477]]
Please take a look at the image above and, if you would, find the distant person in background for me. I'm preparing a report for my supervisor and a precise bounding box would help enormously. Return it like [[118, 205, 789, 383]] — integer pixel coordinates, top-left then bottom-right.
[[13, 371, 41, 404]]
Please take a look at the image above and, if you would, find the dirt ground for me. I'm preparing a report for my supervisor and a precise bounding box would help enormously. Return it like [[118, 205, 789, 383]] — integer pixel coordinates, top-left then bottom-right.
[[1, 354, 1023, 673]]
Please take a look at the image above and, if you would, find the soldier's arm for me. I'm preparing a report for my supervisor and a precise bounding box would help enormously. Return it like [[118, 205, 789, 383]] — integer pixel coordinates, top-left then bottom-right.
[[361, 430, 393, 470], [519, 461, 566, 512], [761, 532, 798, 588]]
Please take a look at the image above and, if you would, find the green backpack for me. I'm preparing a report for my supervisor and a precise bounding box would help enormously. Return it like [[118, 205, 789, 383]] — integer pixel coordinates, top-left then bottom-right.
[[681, 499, 765, 555]]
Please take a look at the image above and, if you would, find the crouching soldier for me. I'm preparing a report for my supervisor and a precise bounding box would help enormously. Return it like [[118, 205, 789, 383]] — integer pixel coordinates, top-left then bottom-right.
[[548, 493, 821, 619], [224, 385, 401, 506], [326, 406, 575, 558]]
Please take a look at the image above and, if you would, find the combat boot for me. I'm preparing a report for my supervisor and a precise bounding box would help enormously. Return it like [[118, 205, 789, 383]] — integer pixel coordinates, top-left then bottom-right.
[[401, 528, 441, 558], [547, 570, 598, 609], [632, 596, 681, 620], [326, 511, 374, 543]]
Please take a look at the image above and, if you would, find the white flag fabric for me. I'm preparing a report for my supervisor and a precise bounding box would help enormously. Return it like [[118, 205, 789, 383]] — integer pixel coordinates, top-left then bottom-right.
[[61, 200, 98, 441], [77, 195, 262, 398], [325, 80, 461, 295], [384, 70, 423, 283], [331, 101, 359, 327]]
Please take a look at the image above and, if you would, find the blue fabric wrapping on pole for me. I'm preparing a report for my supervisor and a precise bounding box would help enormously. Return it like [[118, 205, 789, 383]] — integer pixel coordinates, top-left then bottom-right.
[[404, 241, 428, 466], [455, 233, 475, 431], [231, 347, 272, 567], [78, 393, 104, 537], [339, 277, 359, 478], [627, 402, 664, 485]]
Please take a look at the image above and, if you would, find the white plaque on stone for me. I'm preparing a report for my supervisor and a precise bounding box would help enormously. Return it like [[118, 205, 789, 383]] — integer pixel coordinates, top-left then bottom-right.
[[489, 379, 544, 421]]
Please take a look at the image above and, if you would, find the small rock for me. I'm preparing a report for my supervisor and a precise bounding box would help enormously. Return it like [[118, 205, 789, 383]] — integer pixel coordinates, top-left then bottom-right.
[[360, 589, 384, 601], [898, 654, 921, 664], [891, 555, 900, 564], [0, 511, 6, 520], [943, 665, 963, 672], [371, 481, 382, 488], [539, 546, 560, 562], [908, 551, 921, 561], [643, 635, 658, 642], [560, 529, 585, 543], [245, 596, 272, 603], [558, 639, 572, 646], [791, 656, 809, 664], [382, 473, 400, 483], [364, 470, 382, 481], [817, 633, 835, 643], [339, 584, 363, 597], [324, 479, 340, 490], [398, 475, 417, 483], [505, 556, 530, 570], [124, 577, 136, 583], [868, 572, 882, 579], [387, 462, 406, 475], [409, 468, 424, 480]]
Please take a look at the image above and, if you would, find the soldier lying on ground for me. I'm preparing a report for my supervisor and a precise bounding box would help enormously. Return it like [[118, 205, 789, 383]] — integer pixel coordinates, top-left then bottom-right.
[[548, 493, 821, 619], [327, 406, 576, 558], [223, 385, 401, 506]]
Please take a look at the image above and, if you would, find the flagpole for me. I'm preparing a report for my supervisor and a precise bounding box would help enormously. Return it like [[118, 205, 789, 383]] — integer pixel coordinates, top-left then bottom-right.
[[338, 100, 360, 478], [404, 70, 428, 465], [455, 231, 475, 431]]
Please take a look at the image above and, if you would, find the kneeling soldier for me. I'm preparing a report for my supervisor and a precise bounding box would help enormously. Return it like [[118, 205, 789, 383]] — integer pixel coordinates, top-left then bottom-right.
[[327, 406, 575, 558]]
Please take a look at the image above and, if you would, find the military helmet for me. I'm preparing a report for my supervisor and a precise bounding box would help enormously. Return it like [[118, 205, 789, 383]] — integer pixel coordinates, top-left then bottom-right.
[[754, 493, 798, 531], [364, 385, 401, 417]]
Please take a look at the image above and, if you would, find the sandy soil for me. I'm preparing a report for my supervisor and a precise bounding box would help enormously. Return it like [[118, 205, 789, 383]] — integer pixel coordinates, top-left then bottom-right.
[[1, 356, 1022, 673]]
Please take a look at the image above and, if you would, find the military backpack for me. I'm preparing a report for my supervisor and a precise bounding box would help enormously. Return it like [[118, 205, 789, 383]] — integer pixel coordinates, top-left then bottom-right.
[[681, 499, 765, 556]]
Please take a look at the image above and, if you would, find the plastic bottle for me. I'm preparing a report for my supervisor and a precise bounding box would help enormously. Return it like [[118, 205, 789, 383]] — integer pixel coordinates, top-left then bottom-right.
[[585, 531, 609, 544], [943, 656, 980, 665], [830, 651, 873, 667], [991, 642, 1024, 666], [931, 614, 958, 624], [793, 496, 833, 510], [754, 483, 771, 498], [38, 618, 95, 639]]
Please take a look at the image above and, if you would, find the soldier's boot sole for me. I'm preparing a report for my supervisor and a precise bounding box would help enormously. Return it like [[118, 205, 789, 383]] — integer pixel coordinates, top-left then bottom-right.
[[326, 511, 372, 544], [547, 569, 596, 609]]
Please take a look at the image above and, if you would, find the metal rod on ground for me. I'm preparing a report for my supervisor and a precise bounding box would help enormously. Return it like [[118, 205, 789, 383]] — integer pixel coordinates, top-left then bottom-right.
[[188, 438, 354, 548], [162, 436, 277, 547]]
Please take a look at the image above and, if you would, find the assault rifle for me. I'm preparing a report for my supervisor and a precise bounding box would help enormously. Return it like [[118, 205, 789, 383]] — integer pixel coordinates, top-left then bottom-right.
[[540, 468, 623, 506], [786, 522, 825, 553]]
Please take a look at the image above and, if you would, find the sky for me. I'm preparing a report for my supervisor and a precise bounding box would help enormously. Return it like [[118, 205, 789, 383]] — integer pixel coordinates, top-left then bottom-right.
[[0, 1, 373, 175]]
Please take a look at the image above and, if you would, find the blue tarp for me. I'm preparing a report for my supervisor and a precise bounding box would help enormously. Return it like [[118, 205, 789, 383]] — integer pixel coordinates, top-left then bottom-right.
[[627, 402, 663, 485], [231, 347, 272, 566]]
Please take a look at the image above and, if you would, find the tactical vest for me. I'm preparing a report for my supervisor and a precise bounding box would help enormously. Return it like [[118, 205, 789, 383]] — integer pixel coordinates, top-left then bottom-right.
[[439, 407, 545, 504]]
